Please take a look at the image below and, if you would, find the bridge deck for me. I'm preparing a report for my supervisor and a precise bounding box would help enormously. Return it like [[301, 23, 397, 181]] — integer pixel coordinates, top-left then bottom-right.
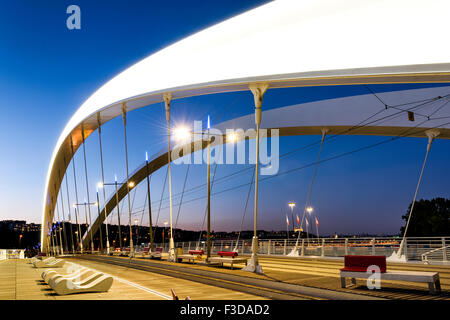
[[74, 254, 450, 300], [0, 258, 264, 300], [1, 255, 449, 300]]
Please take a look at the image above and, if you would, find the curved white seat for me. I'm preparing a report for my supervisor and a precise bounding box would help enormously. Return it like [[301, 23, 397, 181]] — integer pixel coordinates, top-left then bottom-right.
[[48, 270, 99, 287], [44, 267, 89, 284], [34, 259, 65, 268], [52, 275, 114, 295]]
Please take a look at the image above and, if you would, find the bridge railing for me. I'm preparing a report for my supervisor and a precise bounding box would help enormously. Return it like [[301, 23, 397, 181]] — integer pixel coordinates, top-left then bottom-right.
[[145, 236, 449, 263]]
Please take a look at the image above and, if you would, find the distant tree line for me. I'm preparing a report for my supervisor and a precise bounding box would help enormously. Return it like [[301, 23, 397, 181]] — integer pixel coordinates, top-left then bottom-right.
[[401, 197, 450, 237]]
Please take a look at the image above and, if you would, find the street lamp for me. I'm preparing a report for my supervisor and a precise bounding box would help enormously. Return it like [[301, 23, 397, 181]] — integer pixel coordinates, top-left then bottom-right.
[[73, 200, 98, 253], [163, 220, 168, 251], [134, 218, 139, 247], [288, 202, 296, 232], [306, 206, 313, 244], [72, 204, 83, 253], [98, 175, 135, 251]]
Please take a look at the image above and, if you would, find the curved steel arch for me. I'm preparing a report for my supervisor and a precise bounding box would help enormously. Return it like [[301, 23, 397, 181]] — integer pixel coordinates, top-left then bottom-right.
[[82, 120, 450, 249], [43, 0, 450, 250]]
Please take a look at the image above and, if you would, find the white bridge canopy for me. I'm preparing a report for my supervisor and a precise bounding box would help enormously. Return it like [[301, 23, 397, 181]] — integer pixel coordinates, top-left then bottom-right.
[[42, 0, 450, 250]]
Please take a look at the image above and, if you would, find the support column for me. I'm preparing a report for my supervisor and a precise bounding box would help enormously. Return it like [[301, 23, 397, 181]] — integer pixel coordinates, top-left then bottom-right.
[[163, 93, 175, 262], [115, 176, 123, 249], [145, 152, 154, 252], [97, 113, 110, 254], [206, 116, 211, 262], [81, 124, 94, 252], [397, 129, 440, 257], [63, 160, 75, 254], [344, 238, 348, 256], [58, 170, 69, 253], [242, 83, 268, 274], [70, 136, 83, 253], [122, 104, 134, 257], [96, 188, 104, 252], [54, 185, 64, 255]]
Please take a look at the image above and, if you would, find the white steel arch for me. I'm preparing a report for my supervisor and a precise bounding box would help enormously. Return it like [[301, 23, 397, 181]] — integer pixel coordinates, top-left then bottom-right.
[[42, 0, 450, 250]]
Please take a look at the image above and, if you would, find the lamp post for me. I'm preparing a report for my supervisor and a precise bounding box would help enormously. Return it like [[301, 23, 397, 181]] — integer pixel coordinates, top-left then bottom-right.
[[95, 187, 104, 253], [134, 218, 139, 247], [145, 151, 154, 252], [72, 205, 83, 253], [163, 220, 168, 251], [306, 206, 313, 245], [288, 202, 296, 232], [73, 200, 98, 253], [98, 176, 135, 251]]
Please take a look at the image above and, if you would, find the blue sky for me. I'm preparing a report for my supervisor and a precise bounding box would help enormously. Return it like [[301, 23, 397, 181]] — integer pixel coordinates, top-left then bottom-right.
[[0, 1, 449, 236]]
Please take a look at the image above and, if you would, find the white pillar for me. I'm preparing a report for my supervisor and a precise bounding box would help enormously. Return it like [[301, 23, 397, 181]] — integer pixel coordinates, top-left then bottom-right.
[[242, 83, 269, 274], [163, 93, 176, 262]]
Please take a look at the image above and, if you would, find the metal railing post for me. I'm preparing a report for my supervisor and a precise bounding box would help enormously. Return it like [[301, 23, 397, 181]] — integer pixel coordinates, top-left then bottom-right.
[[268, 240, 271, 255], [241, 240, 244, 254], [345, 238, 348, 255], [321, 238, 325, 257], [372, 238, 376, 255], [404, 238, 408, 261], [283, 239, 287, 255], [442, 237, 447, 261], [301, 239, 305, 256]]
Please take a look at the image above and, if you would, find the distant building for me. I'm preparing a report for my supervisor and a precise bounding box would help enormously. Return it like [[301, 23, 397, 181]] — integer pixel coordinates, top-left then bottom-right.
[[0, 220, 41, 232], [0, 220, 26, 232]]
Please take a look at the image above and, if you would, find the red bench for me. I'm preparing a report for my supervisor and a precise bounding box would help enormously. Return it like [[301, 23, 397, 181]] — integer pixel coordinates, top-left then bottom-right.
[[177, 249, 204, 263], [150, 247, 163, 259], [340, 255, 387, 273], [188, 250, 204, 255], [340, 255, 441, 294], [217, 251, 238, 258]]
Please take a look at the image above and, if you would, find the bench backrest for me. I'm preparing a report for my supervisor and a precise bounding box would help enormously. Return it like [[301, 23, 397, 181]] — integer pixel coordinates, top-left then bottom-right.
[[155, 247, 163, 253], [218, 251, 238, 257], [142, 247, 150, 253], [188, 250, 204, 255], [343, 255, 387, 273]]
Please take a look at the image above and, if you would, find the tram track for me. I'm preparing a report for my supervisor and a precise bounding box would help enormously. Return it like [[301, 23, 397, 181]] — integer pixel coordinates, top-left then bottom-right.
[[70, 255, 383, 300]]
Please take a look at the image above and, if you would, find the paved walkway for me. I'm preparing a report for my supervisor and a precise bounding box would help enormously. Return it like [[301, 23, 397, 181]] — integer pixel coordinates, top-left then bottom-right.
[[0, 258, 264, 300]]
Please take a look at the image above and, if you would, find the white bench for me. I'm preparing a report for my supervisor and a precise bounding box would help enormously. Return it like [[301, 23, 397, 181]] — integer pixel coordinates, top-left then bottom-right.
[[340, 270, 441, 294]]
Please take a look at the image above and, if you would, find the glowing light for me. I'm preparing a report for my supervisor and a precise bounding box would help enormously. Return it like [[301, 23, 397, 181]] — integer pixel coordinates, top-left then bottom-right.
[[288, 202, 296, 209], [306, 206, 313, 214], [114, 174, 117, 183], [97, 182, 103, 189], [173, 126, 191, 142], [145, 151, 148, 162], [227, 132, 237, 143], [128, 181, 135, 188], [207, 115, 211, 130]]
